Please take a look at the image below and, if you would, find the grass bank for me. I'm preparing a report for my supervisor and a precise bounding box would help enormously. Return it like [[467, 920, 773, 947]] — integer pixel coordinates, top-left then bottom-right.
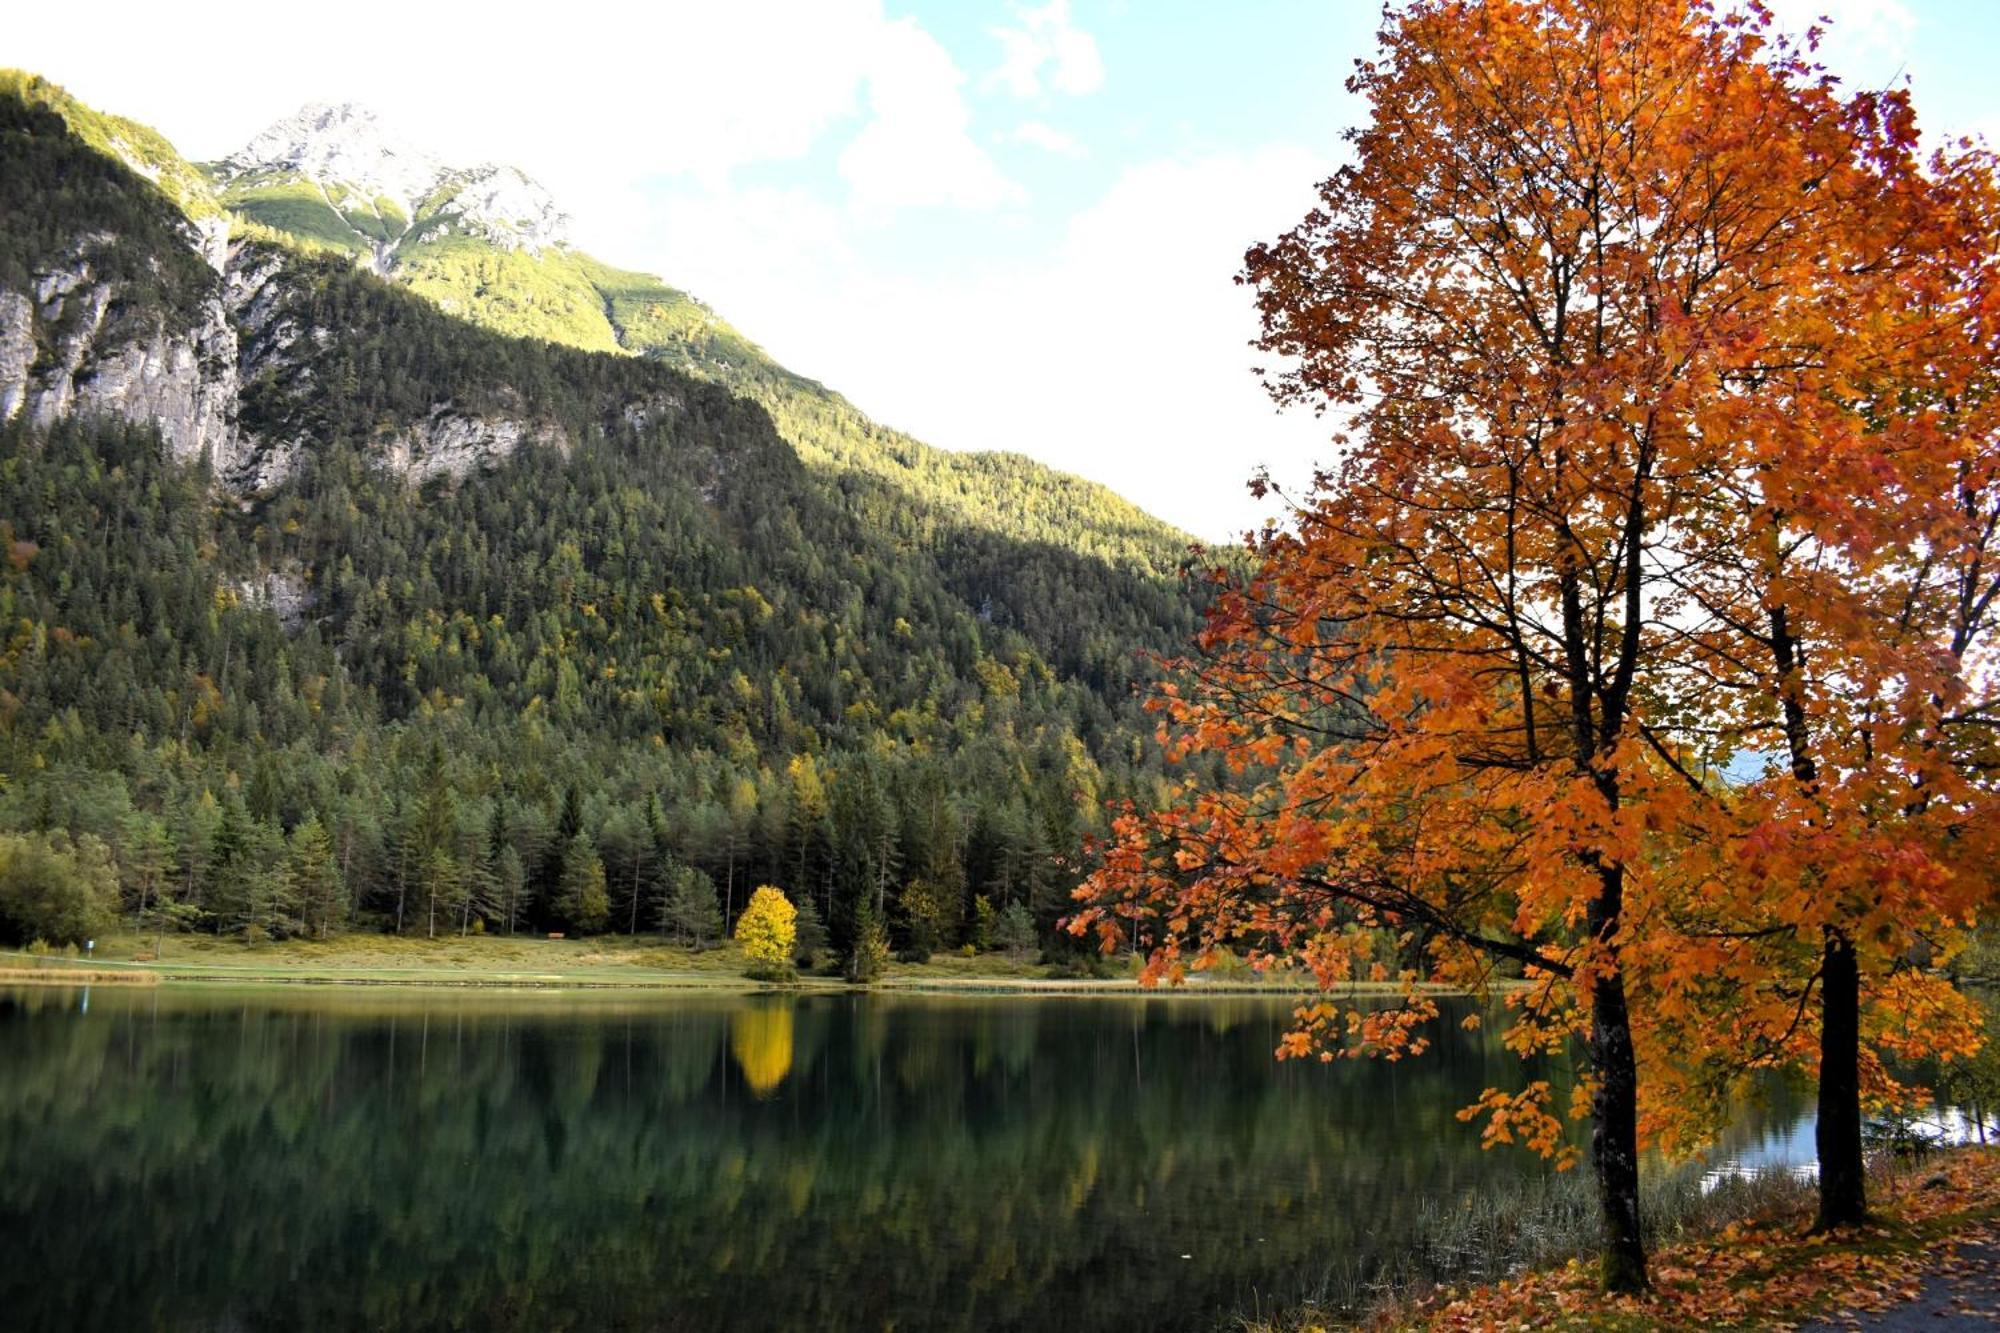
[[1251, 1146, 2000, 1331], [0, 965, 159, 986], [1, 933, 1415, 995]]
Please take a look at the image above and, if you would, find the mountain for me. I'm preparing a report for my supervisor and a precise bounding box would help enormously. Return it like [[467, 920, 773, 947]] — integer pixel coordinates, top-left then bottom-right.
[[0, 72, 1210, 956], [211, 102, 570, 264], [208, 99, 1191, 575]]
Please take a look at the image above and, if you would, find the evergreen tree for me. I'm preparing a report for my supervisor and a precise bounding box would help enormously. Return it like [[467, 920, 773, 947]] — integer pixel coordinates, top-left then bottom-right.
[[993, 902, 1036, 956], [660, 862, 722, 949], [286, 814, 343, 939], [791, 891, 826, 970], [844, 898, 889, 985], [554, 833, 609, 934]]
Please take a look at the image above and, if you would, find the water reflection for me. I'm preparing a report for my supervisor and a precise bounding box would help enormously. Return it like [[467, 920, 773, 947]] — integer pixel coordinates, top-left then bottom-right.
[[730, 1002, 795, 1097], [0, 987, 1897, 1332]]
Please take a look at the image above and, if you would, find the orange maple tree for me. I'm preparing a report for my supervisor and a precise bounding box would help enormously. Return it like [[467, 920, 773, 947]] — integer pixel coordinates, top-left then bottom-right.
[[1070, 0, 2000, 1294]]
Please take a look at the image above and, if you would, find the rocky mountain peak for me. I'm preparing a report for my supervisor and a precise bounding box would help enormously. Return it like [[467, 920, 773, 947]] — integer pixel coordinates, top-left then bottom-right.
[[220, 102, 441, 213], [219, 103, 570, 254]]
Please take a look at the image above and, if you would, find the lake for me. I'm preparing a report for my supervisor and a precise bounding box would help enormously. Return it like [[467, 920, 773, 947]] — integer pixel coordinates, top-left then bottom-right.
[[0, 986, 1845, 1331]]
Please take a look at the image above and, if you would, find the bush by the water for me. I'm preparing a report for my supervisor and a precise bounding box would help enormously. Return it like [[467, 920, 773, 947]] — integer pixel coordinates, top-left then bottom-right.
[[0, 831, 119, 947]]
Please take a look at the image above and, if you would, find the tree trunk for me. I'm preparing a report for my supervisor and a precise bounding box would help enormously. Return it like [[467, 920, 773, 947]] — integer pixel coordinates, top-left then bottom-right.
[[1590, 961, 1649, 1293], [1815, 928, 1868, 1230]]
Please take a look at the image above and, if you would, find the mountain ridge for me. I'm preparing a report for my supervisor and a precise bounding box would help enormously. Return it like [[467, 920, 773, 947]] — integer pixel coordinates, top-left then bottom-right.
[[201, 94, 1198, 574], [211, 101, 572, 263]]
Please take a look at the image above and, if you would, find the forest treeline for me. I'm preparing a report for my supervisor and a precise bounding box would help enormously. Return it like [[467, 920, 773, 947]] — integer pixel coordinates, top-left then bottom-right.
[[0, 410, 1190, 965]]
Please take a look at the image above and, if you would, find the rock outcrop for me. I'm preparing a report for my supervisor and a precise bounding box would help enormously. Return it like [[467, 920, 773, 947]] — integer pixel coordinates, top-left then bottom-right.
[[0, 235, 241, 473], [3, 232, 569, 495], [378, 407, 567, 485]]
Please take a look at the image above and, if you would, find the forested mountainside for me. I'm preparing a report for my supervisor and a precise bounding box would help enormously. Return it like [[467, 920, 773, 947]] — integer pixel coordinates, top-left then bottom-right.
[[0, 74, 1212, 960], [209, 101, 1191, 575]]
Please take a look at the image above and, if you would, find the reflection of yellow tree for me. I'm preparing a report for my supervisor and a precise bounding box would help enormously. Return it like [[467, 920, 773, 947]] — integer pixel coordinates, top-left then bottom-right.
[[730, 1004, 794, 1097]]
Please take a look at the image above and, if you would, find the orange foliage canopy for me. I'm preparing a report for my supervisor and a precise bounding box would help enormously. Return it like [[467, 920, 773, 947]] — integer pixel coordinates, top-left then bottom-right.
[[1070, 0, 2000, 1286]]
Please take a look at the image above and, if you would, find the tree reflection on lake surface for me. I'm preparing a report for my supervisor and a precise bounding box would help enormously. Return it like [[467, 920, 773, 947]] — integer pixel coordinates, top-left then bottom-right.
[[0, 987, 1831, 1331]]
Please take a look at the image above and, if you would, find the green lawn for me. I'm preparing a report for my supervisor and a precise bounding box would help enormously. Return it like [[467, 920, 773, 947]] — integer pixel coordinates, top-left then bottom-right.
[[1, 933, 1378, 994]]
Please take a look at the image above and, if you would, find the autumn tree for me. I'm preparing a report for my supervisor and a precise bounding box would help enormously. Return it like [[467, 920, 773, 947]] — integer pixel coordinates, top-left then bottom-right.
[[1073, 0, 1997, 1291], [736, 885, 797, 981], [897, 877, 953, 962], [1645, 148, 2000, 1226]]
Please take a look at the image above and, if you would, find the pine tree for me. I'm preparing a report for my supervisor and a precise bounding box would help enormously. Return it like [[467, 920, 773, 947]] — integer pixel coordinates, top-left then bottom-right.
[[554, 833, 609, 934], [844, 898, 889, 985], [791, 891, 826, 969], [993, 901, 1036, 957], [287, 814, 343, 939], [660, 862, 722, 949]]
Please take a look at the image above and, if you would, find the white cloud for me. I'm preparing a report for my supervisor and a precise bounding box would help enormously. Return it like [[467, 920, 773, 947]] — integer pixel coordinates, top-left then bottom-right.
[[647, 187, 856, 323], [695, 147, 1335, 539], [1005, 120, 1088, 158], [1761, 0, 1915, 86], [839, 19, 1024, 216], [10, 1, 885, 185], [5, 0, 1016, 241], [986, 0, 1105, 99]]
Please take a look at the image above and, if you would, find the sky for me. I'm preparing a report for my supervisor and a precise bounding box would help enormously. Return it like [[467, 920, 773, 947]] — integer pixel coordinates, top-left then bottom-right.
[[10, 0, 2000, 538]]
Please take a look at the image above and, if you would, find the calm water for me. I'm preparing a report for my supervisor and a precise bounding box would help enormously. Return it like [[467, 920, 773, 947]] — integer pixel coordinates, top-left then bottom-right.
[[0, 986, 1826, 1332]]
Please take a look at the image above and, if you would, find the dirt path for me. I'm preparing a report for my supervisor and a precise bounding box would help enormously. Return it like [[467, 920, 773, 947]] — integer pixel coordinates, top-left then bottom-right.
[[1800, 1224, 2000, 1330]]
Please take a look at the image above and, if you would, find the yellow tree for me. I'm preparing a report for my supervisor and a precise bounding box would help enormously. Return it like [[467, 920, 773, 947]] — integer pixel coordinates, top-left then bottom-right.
[[736, 885, 798, 979]]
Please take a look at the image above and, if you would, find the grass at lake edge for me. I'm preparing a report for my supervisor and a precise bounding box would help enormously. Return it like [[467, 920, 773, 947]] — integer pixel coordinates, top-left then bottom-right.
[[2, 932, 1447, 995]]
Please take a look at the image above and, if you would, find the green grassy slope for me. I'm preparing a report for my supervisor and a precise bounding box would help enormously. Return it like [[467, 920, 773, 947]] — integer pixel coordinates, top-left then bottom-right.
[[0, 70, 221, 222]]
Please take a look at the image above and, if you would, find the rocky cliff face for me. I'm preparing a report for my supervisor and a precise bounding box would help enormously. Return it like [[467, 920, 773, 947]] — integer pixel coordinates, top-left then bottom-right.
[[377, 407, 568, 484], [2, 232, 570, 493], [0, 233, 242, 474]]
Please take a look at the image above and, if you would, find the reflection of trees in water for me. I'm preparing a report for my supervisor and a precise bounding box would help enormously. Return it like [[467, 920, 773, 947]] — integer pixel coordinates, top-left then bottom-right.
[[0, 991, 1581, 1333]]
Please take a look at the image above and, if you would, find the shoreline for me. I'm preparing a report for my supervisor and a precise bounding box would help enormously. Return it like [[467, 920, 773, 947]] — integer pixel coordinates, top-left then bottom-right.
[[0, 946, 1478, 998], [1251, 1146, 2000, 1332]]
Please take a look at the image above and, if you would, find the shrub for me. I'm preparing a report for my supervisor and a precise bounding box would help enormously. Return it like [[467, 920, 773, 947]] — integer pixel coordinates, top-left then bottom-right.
[[0, 832, 119, 947]]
